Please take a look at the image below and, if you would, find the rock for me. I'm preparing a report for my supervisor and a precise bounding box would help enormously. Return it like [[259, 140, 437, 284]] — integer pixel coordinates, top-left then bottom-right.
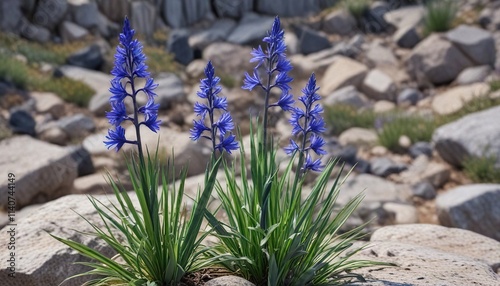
[[69, 0, 99, 30], [284, 30, 300, 54], [446, 25, 496, 66], [96, 10, 119, 38], [384, 5, 425, 29], [154, 73, 185, 109], [97, 0, 129, 23], [408, 141, 433, 158], [365, 41, 398, 67], [213, 0, 253, 18], [255, 0, 319, 17], [20, 18, 51, 43], [38, 126, 68, 145], [455, 65, 492, 85], [32, 0, 68, 30], [131, 1, 156, 39], [433, 105, 500, 167], [361, 69, 397, 101], [339, 127, 378, 148], [398, 134, 411, 149], [294, 25, 331, 55], [320, 56, 369, 95], [478, 7, 492, 29], [373, 100, 395, 113], [431, 83, 490, 115], [0, 136, 78, 209], [203, 42, 253, 75], [9, 109, 36, 136], [397, 88, 422, 106], [370, 157, 407, 177], [382, 202, 419, 224], [66, 44, 103, 70], [31, 92, 65, 119], [411, 181, 436, 200], [0, 0, 23, 35], [59, 21, 89, 42], [186, 59, 207, 79], [82, 133, 109, 155], [68, 145, 94, 177], [406, 34, 473, 86], [57, 114, 95, 139], [189, 19, 236, 50], [226, 12, 274, 45], [339, 174, 412, 205], [0, 194, 117, 286], [436, 184, 500, 241], [401, 158, 450, 188], [323, 86, 371, 110], [72, 173, 108, 194], [327, 144, 358, 166], [393, 23, 421, 49], [323, 9, 356, 36], [370, 224, 500, 273], [167, 29, 194, 65], [205, 275, 256, 286], [349, 241, 500, 285]]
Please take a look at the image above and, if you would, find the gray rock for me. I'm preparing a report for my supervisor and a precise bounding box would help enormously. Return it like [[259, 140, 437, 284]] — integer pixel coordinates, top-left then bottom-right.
[[131, 1, 156, 39], [67, 44, 103, 70], [365, 42, 398, 67], [82, 133, 109, 155], [406, 34, 473, 85], [384, 5, 425, 29], [432, 105, 500, 167], [0, 136, 77, 209], [9, 109, 36, 136], [437, 184, 500, 241], [255, 0, 319, 17], [411, 181, 436, 200], [338, 127, 378, 148], [205, 275, 255, 286], [431, 83, 490, 115], [32, 0, 68, 30], [72, 173, 109, 194], [59, 21, 89, 42], [58, 114, 95, 139], [349, 241, 500, 285], [0, 194, 117, 286], [167, 29, 193, 65], [20, 18, 51, 43], [68, 145, 94, 177], [446, 25, 496, 66], [396, 88, 422, 106], [69, 0, 99, 30], [382, 202, 419, 224], [370, 157, 407, 177], [154, 73, 185, 109], [97, 0, 129, 23], [88, 93, 111, 116], [324, 85, 371, 110], [393, 24, 421, 49], [323, 9, 356, 36], [295, 25, 331, 55], [38, 126, 68, 145], [183, 0, 212, 26], [455, 65, 492, 85], [321, 56, 368, 95], [227, 13, 274, 45], [163, 0, 185, 28], [189, 18, 237, 50], [478, 7, 492, 29], [213, 0, 253, 18], [399, 156, 451, 188], [203, 42, 253, 75], [370, 224, 500, 274], [408, 141, 432, 158], [0, 0, 23, 35], [361, 69, 397, 101], [339, 174, 412, 205], [96, 10, 119, 38], [31, 92, 65, 119]]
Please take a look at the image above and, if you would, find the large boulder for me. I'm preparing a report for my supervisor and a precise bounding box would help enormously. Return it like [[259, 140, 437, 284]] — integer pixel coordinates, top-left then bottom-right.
[[255, 0, 319, 17], [32, 0, 68, 30], [213, 0, 253, 18], [320, 56, 369, 95], [432, 106, 500, 168], [0, 136, 78, 209], [189, 19, 237, 50], [69, 0, 99, 30], [436, 184, 500, 241], [446, 25, 496, 66], [167, 29, 194, 65], [226, 13, 274, 46], [96, 0, 129, 23], [131, 1, 156, 39], [406, 34, 473, 85], [163, 0, 211, 28], [0, 0, 23, 35]]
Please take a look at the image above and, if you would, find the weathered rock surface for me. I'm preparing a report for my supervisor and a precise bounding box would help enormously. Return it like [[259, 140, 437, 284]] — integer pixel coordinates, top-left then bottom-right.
[[455, 65, 492, 85], [154, 73, 185, 109], [226, 13, 274, 45], [432, 105, 500, 167], [203, 42, 253, 75], [320, 56, 368, 95], [323, 85, 371, 110], [168, 29, 194, 65], [431, 82, 490, 115], [338, 174, 412, 205], [205, 275, 255, 286], [338, 127, 378, 148], [294, 25, 331, 55], [189, 19, 236, 50], [31, 92, 65, 119], [0, 136, 77, 209], [446, 24, 496, 66], [322, 9, 356, 36], [436, 184, 500, 241], [361, 69, 397, 101]]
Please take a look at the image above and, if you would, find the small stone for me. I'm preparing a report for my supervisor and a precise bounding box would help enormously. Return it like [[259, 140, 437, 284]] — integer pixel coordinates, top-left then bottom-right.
[[409, 141, 433, 158], [167, 29, 193, 65], [373, 100, 396, 113], [339, 127, 379, 148], [59, 21, 89, 42], [68, 145, 94, 177], [446, 24, 496, 66], [323, 85, 371, 110], [82, 133, 109, 155], [38, 126, 68, 145], [361, 69, 397, 101], [455, 65, 492, 85], [66, 44, 103, 70], [58, 114, 95, 139], [321, 56, 368, 95], [398, 135, 411, 149], [370, 157, 407, 177], [323, 9, 356, 36], [9, 109, 36, 136], [383, 202, 419, 224], [294, 25, 331, 55], [72, 173, 108, 194], [411, 181, 436, 200], [31, 92, 65, 119], [205, 275, 255, 286]]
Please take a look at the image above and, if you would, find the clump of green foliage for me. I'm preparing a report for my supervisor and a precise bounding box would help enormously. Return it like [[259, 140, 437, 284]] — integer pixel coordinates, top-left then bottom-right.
[[324, 104, 377, 136], [463, 155, 500, 184], [343, 0, 371, 20], [489, 80, 500, 92], [0, 53, 30, 89], [423, 0, 458, 35], [378, 114, 436, 152], [143, 46, 178, 75]]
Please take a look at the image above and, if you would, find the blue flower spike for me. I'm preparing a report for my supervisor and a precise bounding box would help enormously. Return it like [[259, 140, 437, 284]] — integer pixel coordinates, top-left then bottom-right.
[[286, 73, 326, 172], [190, 61, 239, 155], [104, 17, 161, 152]]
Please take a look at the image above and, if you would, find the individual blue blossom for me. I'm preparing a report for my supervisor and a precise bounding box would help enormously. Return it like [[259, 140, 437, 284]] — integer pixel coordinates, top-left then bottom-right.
[[243, 16, 294, 112], [104, 17, 160, 152], [286, 73, 327, 172], [190, 61, 239, 155]]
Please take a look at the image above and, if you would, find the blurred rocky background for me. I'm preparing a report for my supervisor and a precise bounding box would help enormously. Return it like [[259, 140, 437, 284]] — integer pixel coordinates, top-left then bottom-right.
[[0, 0, 499, 285]]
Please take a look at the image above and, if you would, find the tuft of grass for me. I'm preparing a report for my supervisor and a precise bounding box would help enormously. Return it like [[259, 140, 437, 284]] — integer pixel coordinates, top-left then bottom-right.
[[437, 96, 500, 125], [378, 114, 436, 152], [324, 104, 377, 136], [423, 0, 458, 35], [143, 46, 179, 75], [219, 73, 238, 89], [489, 80, 500, 92], [343, 0, 371, 20], [463, 155, 500, 184], [0, 53, 30, 88]]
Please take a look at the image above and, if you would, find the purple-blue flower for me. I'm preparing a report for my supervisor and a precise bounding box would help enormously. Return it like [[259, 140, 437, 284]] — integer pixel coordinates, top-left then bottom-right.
[[190, 61, 239, 155], [104, 17, 161, 152], [286, 73, 327, 172]]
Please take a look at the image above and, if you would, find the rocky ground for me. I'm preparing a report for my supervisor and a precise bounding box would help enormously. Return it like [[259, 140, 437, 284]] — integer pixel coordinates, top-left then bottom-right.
[[0, 0, 500, 285]]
